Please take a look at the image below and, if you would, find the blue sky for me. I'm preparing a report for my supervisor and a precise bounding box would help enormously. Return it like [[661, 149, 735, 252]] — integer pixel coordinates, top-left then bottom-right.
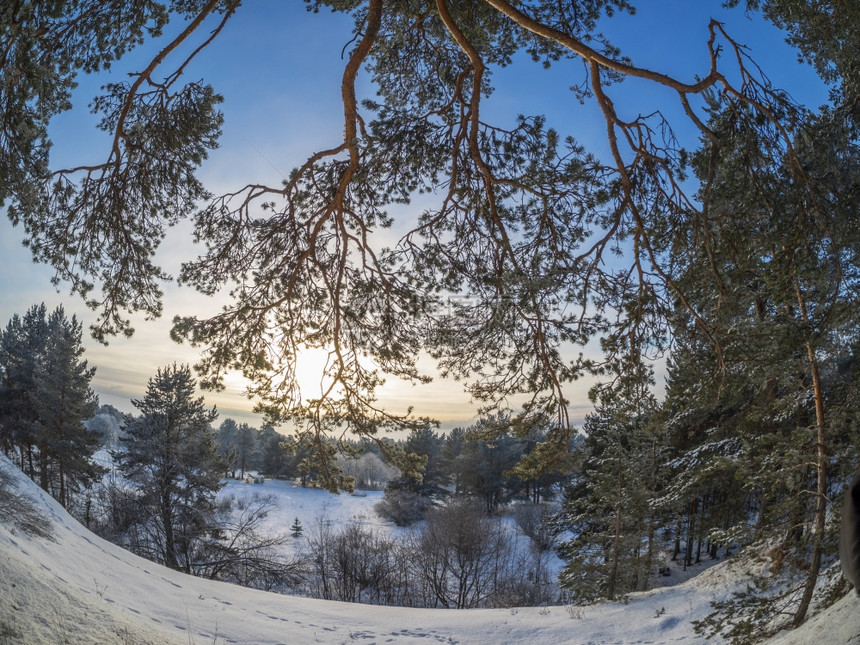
[[0, 1, 830, 430]]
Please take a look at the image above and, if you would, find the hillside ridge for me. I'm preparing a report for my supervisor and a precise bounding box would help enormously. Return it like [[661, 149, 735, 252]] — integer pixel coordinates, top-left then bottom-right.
[[1, 456, 857, 645]]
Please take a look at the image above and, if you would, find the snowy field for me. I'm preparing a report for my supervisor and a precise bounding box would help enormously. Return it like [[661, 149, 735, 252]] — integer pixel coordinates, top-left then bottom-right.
[[218, 477, 399, 549], [216, 476, 565, 576], [1, 456, 859, 645]]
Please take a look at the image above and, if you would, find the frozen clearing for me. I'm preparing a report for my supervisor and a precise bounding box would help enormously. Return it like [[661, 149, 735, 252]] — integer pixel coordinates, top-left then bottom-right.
[[1, 457, 858, 644]]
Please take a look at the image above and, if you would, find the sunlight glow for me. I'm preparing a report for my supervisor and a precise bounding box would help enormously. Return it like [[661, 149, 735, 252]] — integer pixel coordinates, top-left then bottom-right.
[[292, 346, 339, 401]]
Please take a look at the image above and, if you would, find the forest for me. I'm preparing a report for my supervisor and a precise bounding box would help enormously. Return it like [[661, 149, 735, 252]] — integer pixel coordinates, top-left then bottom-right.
[[2, 1, 860, 643], [2, 293, 860, 643]]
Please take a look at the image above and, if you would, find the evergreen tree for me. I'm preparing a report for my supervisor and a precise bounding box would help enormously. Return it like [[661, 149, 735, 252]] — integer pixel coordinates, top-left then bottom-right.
[[290, 517, 303, 538], [0, 304, 100, 507], [0, 304, 48, 476], [667, 103, 860, 633], [215, 418, 240, 477], [405, 426, 448, 495], [441, 427, 467, 495], [470, 432, 523, 513], [443, 416, 527, 512], [281, 432, 354, 492], [116, 364, 223, 572], [259, 425, 292, 479], [509, 418, 571, 504], [234, 422, 259, 478], [34, 307, 100, 507], [658, 351, 750, 567], [559, 382, 664, 602]]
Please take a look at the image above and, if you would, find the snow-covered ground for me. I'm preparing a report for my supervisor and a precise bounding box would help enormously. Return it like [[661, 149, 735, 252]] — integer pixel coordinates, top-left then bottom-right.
[[1, 456, 858, 645], [218, 476, 398, 547], [217, 476, 567, 579]]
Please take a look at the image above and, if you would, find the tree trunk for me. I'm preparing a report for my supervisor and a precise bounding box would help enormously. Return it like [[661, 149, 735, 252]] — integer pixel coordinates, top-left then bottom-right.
[[58, 458, 66, 508], [790, 270, 830, 627], [672, 515, 682, 561], [161, 492, 178, 570], [685, 498, 698, 570], [642, 438, 659, 590], [608, 484, 622, 599], [793, 339, 827, 627], [39, 442, 49, 492], [58, 413, 67, 508]]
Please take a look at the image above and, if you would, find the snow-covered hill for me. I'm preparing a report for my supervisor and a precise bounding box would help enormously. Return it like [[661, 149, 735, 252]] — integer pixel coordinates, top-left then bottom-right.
[[0, 456, 857, 645]]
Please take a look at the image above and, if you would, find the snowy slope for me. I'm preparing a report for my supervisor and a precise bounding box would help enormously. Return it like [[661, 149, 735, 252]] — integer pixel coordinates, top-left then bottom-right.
[[1, 456, 858, 645]]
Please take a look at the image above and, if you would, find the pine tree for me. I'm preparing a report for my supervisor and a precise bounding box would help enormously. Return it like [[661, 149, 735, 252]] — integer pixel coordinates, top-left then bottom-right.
[[668, 104, 860, 633], [259, 425, 291, 479], [215, 418, 240, 478], [0, 304, 100, 507], [0, 304, 48, 476], [559, 387, 664, 602], [116, 364, 223, 572], [448, 416, 525, 512], [404, 426, 448, 495], [234, 422, 259, 478], [215, 420, 260, 479], [34, 307, 100, 507], [290, 517, 303, 538], [441, 427, 468, 495]]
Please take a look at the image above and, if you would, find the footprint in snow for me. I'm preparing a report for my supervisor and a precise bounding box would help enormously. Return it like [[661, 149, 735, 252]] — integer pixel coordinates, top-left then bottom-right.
[[393, 629, 449, 642], [253, 609, 281, 620]]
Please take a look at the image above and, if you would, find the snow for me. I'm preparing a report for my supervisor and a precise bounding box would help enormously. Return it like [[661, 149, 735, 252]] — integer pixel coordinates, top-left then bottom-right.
[[1, 456, 859, 645], [217, 478, 561, 572], [218, 477, 396, 545]]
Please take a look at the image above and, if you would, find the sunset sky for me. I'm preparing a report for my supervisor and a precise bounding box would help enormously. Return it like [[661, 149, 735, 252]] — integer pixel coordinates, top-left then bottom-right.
[[0, 2, 829, 432]]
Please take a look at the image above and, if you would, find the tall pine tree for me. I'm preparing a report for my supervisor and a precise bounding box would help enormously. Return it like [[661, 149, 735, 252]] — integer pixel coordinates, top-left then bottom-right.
[[0, 304, 48, 476], [0, 304, 99, 507], [35, 307, 99, 507], [116, 363, 223, 572], [559, 380, 664, 602], [667, 102, 860, 636]]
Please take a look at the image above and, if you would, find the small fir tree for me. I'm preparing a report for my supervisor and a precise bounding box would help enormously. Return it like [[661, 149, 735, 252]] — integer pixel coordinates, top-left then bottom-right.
[[290, 517, 303, 538]]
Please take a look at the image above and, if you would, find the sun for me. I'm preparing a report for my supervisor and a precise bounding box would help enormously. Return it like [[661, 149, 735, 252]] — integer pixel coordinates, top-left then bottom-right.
[[292, 345, 338, 401]]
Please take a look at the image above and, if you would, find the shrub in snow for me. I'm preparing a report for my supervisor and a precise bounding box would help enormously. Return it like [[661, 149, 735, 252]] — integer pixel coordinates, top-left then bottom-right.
[[374, 489, 434, 526]]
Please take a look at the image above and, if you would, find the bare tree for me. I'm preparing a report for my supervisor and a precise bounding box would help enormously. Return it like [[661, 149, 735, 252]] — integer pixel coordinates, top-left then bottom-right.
[[410, 499, 516, 608], [194, 493, 305, 591], [305, 519, 407, 605]]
